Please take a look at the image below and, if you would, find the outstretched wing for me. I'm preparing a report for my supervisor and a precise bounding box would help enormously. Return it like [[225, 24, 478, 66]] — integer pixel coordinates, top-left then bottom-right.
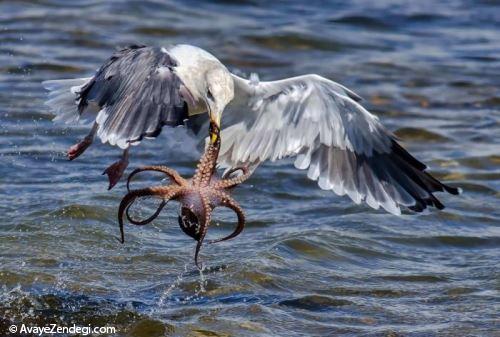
[[218, 74, 460, 214], [43, 45, 195, 149]]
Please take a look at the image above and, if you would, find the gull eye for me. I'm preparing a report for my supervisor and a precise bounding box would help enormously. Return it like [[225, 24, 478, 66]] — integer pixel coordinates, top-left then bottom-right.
[[207, 88, 214, 101]]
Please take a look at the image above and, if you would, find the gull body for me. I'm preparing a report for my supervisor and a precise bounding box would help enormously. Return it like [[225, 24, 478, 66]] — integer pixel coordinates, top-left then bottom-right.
[[43, 44, 459, 213]]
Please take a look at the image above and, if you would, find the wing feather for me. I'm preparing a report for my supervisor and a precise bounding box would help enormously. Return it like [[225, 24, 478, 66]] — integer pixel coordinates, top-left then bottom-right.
[[43, 45, 192, 149], [219, 74, 459, 214]]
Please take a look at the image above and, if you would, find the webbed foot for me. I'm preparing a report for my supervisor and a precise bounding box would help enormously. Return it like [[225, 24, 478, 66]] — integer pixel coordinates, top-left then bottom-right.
[[103, 157, 129, 190], [67, 137, 92, 160]]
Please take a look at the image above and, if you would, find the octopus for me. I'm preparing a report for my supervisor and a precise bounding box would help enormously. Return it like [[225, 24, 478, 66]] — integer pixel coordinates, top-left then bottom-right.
[[117, 122, 251, 268]]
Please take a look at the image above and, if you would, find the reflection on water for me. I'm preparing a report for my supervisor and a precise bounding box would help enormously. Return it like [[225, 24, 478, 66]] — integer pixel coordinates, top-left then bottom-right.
[[0, 0, 499, 336]]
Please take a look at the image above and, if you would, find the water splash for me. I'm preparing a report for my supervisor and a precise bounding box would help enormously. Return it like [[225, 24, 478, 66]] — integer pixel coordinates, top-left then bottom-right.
[[150, 261, 210, 316], [152, 263, 189, 314]]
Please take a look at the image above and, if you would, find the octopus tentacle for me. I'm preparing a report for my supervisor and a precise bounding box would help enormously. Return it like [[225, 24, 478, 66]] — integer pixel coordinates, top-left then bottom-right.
[[193, 192, 213, 269], [208, 195, 245, 244], [126, 200, 166, 226], [194, 220, 209, 270], [222, 167, 246, 179], [192, 122, 221, 187], [116, 120, 251, 268], [215, 166, 251, 189], [118, 185, 182, 243], [127, 166, 186, 192]]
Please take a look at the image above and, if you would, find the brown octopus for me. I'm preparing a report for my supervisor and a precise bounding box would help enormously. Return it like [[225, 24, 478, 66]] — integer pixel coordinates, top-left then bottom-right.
[[117, 122, 251, 268]]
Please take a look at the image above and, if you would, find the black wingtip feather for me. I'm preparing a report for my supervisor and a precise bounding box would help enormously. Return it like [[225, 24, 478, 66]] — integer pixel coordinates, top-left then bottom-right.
[[391, 138, 427, 171], [443, 184, 461, 195], [387, 139, 459, 212]]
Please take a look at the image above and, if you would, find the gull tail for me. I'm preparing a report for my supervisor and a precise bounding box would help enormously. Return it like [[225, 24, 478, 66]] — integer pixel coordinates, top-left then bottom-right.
[[42, 77, 93, 124]]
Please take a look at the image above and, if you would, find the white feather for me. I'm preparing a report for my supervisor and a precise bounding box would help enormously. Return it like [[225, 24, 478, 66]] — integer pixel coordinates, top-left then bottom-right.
[[42, 77, 91, 124], [219, 74, 403, 213]]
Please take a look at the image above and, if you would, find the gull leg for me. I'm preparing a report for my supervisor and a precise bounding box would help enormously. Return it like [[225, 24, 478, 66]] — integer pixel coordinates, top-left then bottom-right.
[[103, 149, 129, 190], [67, 123, 97, 160]]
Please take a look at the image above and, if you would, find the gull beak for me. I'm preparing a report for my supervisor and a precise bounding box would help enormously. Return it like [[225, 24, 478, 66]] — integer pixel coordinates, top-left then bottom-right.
[[210, 129, 218, 144], [206, 102, 221, 144]]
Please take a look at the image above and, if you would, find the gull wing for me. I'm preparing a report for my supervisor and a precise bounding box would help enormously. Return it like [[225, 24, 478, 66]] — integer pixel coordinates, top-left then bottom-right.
[[218, 74, 459, 214], [43, 45, 194, 149]]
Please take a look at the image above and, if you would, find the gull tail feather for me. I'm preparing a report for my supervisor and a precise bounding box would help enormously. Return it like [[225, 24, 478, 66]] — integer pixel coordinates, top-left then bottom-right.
[[42, 77, 93, 124]]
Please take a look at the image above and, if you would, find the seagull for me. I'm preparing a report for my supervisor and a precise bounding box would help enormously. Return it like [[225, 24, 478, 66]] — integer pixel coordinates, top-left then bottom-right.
[[43, 44, 460, 214]]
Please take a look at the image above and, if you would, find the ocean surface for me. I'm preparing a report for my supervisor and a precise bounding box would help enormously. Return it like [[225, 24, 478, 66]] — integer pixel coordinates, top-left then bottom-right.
[[0, 1, 499, 336]]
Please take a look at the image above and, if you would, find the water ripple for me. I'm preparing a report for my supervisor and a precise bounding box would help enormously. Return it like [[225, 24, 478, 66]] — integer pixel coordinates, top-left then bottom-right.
[[1, 0, 499, 336]]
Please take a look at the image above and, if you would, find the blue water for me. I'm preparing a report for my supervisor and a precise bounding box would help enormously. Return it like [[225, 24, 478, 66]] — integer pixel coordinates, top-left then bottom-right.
[[0, 1, 499, 336]]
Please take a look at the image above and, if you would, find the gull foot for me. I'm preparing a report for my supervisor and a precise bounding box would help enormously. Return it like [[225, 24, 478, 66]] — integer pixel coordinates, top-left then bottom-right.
[[103, 158, 129, 190], [67, 137, 92, 160]]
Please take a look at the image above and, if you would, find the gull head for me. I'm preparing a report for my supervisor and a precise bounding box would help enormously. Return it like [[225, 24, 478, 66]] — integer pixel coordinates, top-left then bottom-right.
[[204, 67, 234, 129], [169, 44, 235, 142]]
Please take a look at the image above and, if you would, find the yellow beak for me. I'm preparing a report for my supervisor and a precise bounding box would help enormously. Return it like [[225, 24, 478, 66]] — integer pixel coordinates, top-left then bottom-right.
[[207, 104, 221, 144], [210, 131, 218, 144]]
